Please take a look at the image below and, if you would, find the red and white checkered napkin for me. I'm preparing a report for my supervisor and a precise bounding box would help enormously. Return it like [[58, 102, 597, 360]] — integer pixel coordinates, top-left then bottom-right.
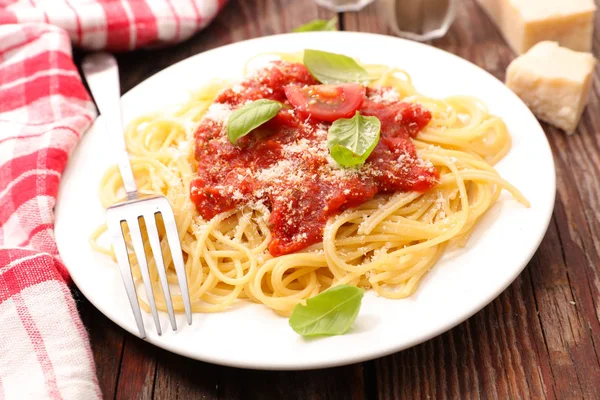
[[0, 1, 223, 398]]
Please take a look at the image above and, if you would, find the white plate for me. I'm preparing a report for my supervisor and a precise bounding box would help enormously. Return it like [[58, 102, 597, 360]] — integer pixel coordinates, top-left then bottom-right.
[[55, 32, 555, 370]]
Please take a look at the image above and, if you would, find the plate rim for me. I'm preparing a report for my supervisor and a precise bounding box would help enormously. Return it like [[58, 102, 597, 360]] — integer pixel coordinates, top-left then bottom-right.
[[56, 31, 557, 370]]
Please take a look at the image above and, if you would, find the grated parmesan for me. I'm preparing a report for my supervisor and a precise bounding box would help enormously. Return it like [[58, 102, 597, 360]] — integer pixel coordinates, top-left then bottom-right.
[[369, 87, 400, 104], [204, 102, 233, 125]]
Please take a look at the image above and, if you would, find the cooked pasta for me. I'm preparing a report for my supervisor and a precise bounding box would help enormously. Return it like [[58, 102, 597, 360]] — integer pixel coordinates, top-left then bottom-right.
[[91, 52, 528, 317]]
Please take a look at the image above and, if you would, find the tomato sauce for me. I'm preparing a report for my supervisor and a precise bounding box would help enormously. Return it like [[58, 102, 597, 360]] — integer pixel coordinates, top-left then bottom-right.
[[191, 61, 438, 256]]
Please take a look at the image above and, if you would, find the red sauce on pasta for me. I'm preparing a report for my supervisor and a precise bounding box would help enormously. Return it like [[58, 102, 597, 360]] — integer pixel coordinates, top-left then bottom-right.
[[190, 61, 438, 256]]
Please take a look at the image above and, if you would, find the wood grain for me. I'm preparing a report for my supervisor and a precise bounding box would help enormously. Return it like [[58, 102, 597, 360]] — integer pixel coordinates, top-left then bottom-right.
[[78, 0, 600, 398]]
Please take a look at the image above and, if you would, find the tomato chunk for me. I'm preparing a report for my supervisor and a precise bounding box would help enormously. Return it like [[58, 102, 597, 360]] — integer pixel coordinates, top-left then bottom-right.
[[192, 63, 438, 256], [284, 83, 366, 122]]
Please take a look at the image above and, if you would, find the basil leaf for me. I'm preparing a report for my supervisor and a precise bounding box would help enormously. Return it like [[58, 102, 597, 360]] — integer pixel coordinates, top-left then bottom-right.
[[327, 111, 381, 167], [294, 17, 338, 32], [303, 49, 370, 84], [227, 100, 282, 145], [289, 285, 364, 336]]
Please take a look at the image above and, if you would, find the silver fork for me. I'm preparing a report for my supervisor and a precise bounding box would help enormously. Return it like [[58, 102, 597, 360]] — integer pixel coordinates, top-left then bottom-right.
[[82, 53, 192, 339]]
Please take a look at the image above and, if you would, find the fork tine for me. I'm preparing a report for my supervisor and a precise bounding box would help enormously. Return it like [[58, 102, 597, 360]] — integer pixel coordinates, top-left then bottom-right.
[[144, 213, 177, 331], [106, 217, 147, 339], [127, 217, 163, 335], [161, 207, 192, 325]]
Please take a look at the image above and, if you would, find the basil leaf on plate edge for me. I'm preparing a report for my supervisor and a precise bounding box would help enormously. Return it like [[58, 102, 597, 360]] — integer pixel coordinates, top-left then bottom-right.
[[289, 285, 364, 337]]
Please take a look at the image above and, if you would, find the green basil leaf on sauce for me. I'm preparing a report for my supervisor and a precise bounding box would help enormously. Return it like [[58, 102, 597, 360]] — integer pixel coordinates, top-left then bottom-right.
[[327, 111, 381, 167], [227, 100, 282, 145], [289, 285, 364, 336], [294, 17, 338, 32], [303, 49, 371, 84]]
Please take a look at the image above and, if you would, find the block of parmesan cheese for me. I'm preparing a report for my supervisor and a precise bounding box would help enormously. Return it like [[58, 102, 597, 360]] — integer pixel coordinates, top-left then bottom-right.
[[476, 0, 596, 54], [506, 41, 596, 134]]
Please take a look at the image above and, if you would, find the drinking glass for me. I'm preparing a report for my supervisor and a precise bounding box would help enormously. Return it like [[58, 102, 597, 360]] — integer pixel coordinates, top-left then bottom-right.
[[315, 0, 376, 12], [382, 0, 457, 41]]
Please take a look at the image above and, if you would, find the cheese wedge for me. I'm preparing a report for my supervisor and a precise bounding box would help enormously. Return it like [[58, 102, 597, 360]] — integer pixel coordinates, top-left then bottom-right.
[[476, 0, 596, 54], [506, 41, 596, 134]]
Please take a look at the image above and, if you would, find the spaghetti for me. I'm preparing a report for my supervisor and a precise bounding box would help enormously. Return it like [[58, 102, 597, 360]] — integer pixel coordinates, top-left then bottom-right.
[[91, 53, 529, 317]]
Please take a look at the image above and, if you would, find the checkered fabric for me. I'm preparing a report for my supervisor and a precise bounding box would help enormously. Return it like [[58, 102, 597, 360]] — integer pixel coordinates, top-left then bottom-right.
[[0, 2, 223, 398]]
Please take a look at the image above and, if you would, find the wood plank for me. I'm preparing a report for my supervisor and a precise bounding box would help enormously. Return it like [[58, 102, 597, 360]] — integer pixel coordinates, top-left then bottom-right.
[[153, 352, 365, 400], [115, 336, 158, 400], [541, 129, 600, 398], [217, 365, 366, 400], [527, 1, 600, 397], [153, 350, 219, 400]]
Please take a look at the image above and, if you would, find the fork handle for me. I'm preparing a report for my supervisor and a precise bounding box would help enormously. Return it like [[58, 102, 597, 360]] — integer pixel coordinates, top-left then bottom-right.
[[82, 53, 138, 199]]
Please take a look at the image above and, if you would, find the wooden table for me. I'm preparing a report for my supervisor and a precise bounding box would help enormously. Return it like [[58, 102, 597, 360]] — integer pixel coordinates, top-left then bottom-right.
[[74, 0, 600, 398]]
